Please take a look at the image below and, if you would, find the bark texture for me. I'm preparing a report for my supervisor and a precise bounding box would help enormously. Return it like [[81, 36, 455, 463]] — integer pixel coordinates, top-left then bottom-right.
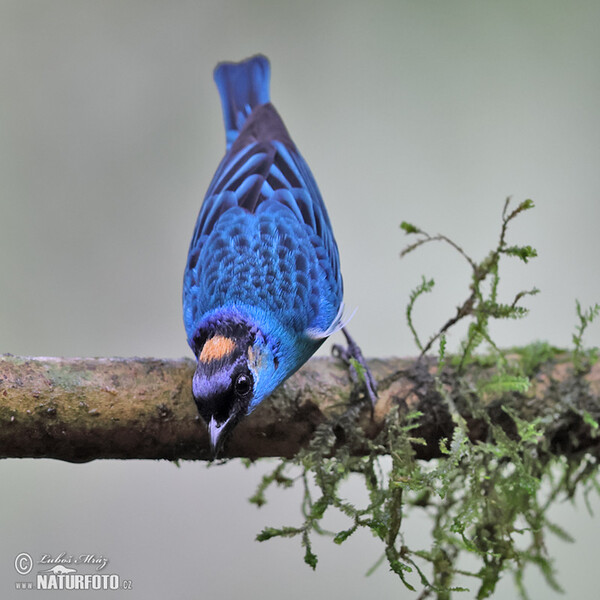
[[0, 353, 598, 462]]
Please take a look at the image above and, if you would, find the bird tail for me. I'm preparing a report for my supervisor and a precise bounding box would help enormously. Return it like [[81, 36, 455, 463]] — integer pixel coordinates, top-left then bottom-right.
[[214, 54, 271, 150]]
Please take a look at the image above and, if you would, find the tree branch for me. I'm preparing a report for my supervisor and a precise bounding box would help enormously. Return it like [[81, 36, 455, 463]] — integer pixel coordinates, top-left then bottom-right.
[[1, 354, 598, 462]]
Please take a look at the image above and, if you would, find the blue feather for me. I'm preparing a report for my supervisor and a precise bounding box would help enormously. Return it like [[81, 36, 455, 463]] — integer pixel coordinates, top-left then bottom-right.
[[213, 54, 270, 150]]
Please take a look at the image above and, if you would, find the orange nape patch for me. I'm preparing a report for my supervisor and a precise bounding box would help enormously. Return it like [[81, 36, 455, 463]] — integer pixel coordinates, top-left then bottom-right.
[[199, 335, 237, 363]]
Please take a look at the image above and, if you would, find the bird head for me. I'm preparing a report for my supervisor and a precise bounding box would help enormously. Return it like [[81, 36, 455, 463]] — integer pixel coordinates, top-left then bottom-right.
[[191, 316, 282, 455]]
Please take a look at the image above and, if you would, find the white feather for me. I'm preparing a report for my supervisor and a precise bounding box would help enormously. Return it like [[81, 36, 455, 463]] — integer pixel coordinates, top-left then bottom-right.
[[305, 302, 357, 340]]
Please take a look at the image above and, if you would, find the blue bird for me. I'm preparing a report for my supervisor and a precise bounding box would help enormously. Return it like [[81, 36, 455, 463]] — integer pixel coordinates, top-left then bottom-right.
[[183, 55, 373, 454]]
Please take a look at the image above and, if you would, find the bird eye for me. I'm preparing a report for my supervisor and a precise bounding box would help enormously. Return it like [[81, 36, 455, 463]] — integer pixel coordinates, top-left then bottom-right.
[[234, 373, 252, 396]]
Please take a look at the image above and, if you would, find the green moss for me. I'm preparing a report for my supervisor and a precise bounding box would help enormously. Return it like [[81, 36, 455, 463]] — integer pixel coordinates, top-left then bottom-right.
[[572, 300, 600, 374], [508, 341, 563, 376], [250, 198, 599, 599]]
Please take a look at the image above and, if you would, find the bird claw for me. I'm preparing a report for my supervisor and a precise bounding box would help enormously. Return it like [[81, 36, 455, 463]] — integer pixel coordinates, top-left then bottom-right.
[[332, 327, 378, 410]]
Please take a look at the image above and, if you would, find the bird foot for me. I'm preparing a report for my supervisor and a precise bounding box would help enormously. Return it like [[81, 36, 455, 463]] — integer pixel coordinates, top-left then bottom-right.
[[332, 327, 378, 409]]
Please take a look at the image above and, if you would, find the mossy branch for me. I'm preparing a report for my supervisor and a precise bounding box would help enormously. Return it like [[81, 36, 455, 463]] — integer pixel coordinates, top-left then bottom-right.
[[2, 197, 598, 599], [0, 352, 598, 463]]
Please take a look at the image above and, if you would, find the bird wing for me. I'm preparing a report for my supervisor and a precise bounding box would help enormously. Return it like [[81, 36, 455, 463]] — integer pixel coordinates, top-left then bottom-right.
[[183, 105, 342, 344]]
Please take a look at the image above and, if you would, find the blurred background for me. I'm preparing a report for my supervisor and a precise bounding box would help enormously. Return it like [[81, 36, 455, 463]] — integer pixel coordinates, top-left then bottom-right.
[[1, 1, 599, 598]]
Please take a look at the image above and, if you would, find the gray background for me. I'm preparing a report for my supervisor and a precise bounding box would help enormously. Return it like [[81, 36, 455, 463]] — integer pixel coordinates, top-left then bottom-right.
[[1, 1, 599, 598]]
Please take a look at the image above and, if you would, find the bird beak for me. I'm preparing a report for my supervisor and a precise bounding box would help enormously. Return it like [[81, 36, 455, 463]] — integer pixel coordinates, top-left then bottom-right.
[[208, 416, 232, 455]]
